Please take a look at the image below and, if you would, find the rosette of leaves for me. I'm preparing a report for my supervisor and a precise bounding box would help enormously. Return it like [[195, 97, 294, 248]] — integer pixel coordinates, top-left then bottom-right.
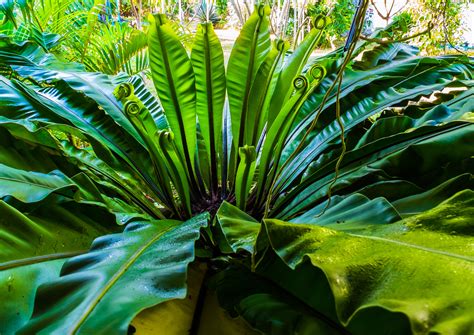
[[0, 5, 473, 335]]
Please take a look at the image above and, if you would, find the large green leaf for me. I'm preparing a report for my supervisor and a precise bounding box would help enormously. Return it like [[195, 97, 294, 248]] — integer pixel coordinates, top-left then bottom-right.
[[0, 259, 66, 334], [214, 201, 259, 254], [148, 14, 196, 173], [352, 85, 473, 151], [0, 44, 163, 193], [0, 199, 118, 334], [290, 193, 401, 226], [246, 39, 288, 146], [0, 163, 78, 203], [392, 173, 474, 217], [257, 193, 474, 334], [56, 138, 162, 219], [0, 125, 76, 173], [191, 22, 226, 193], [271, 75, 474, 217], [0, 124, 152, 220], [19, 214, 208, 334], [0, 127, 82, 207], [0, 47, 171, 210], [227, 5, 271, 148], [352, 43, 418, 70], [3, 53, 144, 146], [0, 73, 172, 206], [0, 40, 85, 72], [0, 200, 116, 265]]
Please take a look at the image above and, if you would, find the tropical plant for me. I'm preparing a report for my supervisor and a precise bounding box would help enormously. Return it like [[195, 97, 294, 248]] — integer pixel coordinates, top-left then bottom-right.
[[0, 0, 88, 38], [195, 1, 221, 25], [307, 0, 357, 49], [76, 21, 150, 75], [0, 0, 151, 75], [0, 4, 473, 334], [371, 0, 469, 55]]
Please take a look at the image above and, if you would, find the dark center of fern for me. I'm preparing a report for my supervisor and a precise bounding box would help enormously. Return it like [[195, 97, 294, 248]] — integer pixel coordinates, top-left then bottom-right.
[[190, 190, 236, 218]]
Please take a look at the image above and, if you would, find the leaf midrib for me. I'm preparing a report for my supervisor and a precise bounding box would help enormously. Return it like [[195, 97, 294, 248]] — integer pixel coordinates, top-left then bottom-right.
[[0, 251, 85, 271], [154, 22, 193, 173], [0, 176, 72, 190], [202, 24, 219, 192], [350, 233, 474, 262]]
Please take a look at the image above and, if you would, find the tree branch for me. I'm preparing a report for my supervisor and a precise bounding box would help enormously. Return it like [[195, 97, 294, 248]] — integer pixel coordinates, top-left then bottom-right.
[[360, 23, 433, 45]]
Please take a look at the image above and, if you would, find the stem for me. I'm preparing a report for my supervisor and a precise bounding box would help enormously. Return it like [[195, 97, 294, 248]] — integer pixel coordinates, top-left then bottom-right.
[[360, 23, 433, 45]]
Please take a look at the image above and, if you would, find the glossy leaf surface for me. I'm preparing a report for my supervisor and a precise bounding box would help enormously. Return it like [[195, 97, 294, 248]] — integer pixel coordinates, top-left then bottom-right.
[[20, 214, 208, 334]]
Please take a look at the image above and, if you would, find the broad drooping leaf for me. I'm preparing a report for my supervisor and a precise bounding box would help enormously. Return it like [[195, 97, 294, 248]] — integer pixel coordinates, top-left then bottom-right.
[[214, 201, 259, 254], [0, 164, 78, 203], [2, 52, 145, 147], [0, 258, 65, 334], [19, 214, 208, 334], [0, 126, 127, 334], [290, 193, 401, 226], [0, 55, 175, 212], [0, 199, 118, 334], [254, 192, 474, 334]]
